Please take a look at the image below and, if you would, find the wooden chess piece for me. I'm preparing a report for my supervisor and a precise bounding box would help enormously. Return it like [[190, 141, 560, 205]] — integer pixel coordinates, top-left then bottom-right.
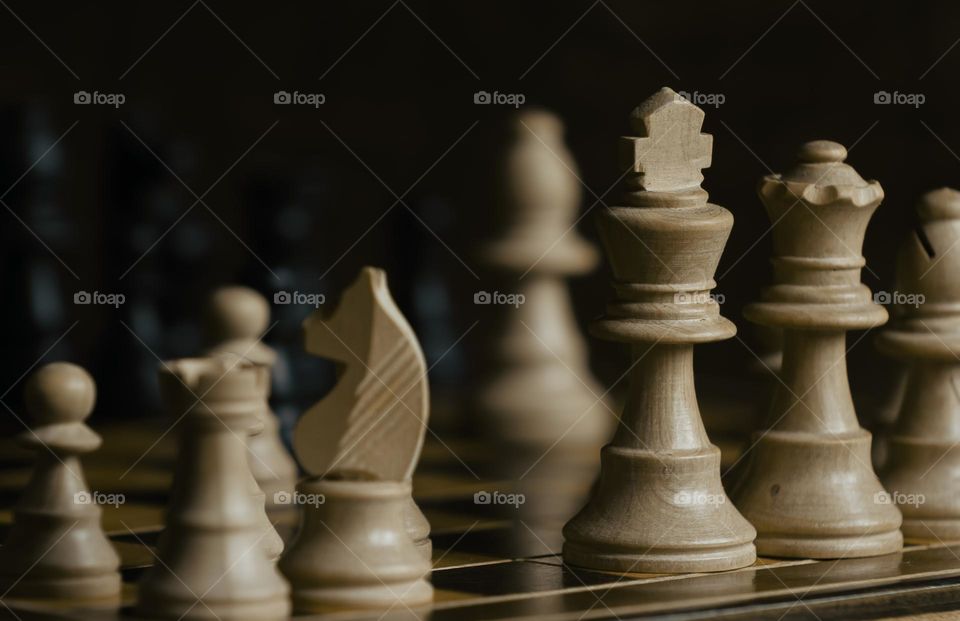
[[469, 109, 612, 450], [137, 356, 290, 620], [876, 188, 960, 541], [281, 267, 433, 611], [0, 363, 120, 601], [562, 88, 756, 573], [243, 378, 285, 561], [204, 286, 298, 513], [730, 140, 903, 558]]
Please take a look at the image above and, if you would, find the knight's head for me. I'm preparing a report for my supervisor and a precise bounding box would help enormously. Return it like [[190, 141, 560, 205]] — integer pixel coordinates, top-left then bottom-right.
[[302, 267, 395, 366]]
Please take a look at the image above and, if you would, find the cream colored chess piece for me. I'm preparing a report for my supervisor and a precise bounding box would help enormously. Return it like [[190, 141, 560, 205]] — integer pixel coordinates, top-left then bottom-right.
[[137, 357, 290, 620], [730, 140, 903, 558], [470, 109, 611, 450], [877, 188, 960, 541], [0, 363, 120, 601], [281, 267, 432, 612], [204, 286, 298, 513], [562, 88, 756, 573]]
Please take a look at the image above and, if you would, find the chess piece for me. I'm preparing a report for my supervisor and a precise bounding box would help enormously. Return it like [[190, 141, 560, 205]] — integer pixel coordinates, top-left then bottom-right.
[[281, 267, 433, 610], [0, 363, 120, 601], [204, 286, 298, 513], [562, 88, 756, 573], [469, 109, 612, 450], [876, 188, 960, 541], [137, 356, 290, 620], [244, 387, 285, 561], [730, 140, 902, 558], [278, 477, 432, 612]]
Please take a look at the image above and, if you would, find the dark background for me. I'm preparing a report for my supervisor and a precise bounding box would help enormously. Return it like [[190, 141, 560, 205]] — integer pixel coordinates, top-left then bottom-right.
[[0, 0, 954, 428]]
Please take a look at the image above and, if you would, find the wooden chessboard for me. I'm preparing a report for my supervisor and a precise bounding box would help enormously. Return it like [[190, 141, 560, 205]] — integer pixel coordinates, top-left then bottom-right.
[[1, 390, 960, 621]]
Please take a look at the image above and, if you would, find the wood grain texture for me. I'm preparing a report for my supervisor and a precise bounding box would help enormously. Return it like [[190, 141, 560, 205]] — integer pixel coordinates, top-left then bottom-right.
[[562, 87, 756, 574], [732, 140, 903, 559]]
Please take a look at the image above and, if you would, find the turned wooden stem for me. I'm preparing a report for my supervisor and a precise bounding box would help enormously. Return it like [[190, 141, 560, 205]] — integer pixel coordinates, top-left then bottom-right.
[[769, 330, 859, 435], [614, 344, 709, 451]]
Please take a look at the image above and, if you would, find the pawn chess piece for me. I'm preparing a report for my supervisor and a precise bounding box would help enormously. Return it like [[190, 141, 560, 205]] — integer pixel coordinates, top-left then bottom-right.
[[137, 357, 289, 620], [730, 140, 903, 558], [469, 109, 612, 450], [562, 88, 756, 573], [876, 188, 960, 541], [0, 363, 120, 601], [282, 267, 434, 610], [204, 286, 298, 513]]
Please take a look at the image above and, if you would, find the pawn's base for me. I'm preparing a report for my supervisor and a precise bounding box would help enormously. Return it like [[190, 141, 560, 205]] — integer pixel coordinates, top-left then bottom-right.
[[882, 435, 960, 543], [562, 444, 756, 574], [755, 530, 903, 559]]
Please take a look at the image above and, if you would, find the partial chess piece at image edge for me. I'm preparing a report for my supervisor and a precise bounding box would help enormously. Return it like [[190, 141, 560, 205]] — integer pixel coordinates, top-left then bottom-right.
[[876, 188, 960, 541], [562, 87, 757, 574], [136, 356, 290, 621], [730, 140, 903, 559], [0, 363, 121, 601], [203, 286, 299, 514], [469, 108, 613, 452], [280, 267, 433, 611]]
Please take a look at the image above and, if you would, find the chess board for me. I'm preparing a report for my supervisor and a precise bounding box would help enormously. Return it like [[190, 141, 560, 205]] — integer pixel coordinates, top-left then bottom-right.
[[1, 388, 960, 621]]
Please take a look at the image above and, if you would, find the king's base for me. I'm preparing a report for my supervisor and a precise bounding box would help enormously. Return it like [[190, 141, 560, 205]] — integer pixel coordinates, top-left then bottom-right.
[[562, 444, 756, 574], [732, 429, 903, 559]]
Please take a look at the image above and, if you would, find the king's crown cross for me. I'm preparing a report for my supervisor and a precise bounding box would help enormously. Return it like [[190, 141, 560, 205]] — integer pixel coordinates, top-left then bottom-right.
[[621, 87, 713, 194]]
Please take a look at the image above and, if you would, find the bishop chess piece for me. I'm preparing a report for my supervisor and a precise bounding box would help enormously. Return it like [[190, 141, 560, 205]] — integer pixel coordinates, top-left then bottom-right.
[[730, 140, 903, 558], [280, 267, 432, 612], [137, 356, 290, 620], [0, 363, 120, 601], [204, 286, 298, 513], [876, 188, 960, 541], [469, 109, 611, 450], [562, 88, 756, 573]]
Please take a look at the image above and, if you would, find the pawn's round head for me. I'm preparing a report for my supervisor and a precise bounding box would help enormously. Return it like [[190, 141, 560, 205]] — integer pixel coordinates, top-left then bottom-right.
[[24, 362, 96, 426], [204, 286, 270, 343]]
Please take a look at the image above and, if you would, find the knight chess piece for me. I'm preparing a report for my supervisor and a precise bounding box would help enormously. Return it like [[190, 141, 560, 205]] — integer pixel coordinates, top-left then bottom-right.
[[137, 356, 290, 620], [876, 188, 960, 541], [562, 88, 757, 573], [730, 140, 903, 558], [469, 109, 612, 450], [280, 267, 433, 611], [204, 286, 298, 513], [0, 363, 121, 601]]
